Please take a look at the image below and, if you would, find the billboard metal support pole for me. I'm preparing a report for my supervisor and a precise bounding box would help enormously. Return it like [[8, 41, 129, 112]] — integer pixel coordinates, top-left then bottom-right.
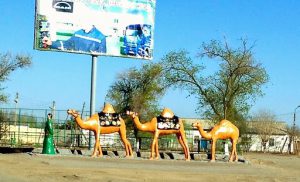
[[89, 55, 97, 150]]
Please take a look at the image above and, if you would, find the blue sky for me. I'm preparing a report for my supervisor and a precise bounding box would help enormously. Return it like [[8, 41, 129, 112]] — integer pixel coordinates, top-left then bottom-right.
[[0, 1, 300, 125]]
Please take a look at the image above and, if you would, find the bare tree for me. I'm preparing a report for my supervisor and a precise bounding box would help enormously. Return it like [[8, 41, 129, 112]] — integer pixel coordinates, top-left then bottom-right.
[[0, 52, 31, 142], [0, 52, 32, 102], [251, 109, 279, 152]]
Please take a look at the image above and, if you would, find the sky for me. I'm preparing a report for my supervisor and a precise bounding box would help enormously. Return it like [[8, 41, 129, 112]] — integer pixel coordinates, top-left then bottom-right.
[[0, 0, 300, 125]]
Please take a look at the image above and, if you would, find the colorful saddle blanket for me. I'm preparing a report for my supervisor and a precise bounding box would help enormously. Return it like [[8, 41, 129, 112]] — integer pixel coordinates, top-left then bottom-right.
[[98, 112, 121, 127], [157, 115, 180, 130]]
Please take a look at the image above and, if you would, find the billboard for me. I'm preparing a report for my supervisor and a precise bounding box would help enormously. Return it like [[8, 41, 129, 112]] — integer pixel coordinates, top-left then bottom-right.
[[34, 0, 156, 60]]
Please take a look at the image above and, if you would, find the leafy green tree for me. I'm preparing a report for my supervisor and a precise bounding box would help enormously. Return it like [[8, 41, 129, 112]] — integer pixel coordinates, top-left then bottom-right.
[[0, 52, 32, 102], [160, 38, 269, 126], [106, 63, 165, 120], [106, 63, 166, 144]]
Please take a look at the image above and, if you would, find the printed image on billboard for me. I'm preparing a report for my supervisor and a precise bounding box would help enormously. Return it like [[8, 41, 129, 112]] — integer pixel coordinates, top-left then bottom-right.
[[34, 0, 156, 60]]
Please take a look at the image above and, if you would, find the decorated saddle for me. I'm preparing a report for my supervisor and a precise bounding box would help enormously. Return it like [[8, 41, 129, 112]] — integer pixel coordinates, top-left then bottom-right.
[[98, 112, 121, 127], [157, 115, 180, 130]]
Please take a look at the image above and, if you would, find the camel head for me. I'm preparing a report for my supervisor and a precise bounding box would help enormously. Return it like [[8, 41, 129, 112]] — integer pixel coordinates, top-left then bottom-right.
[[192, 122, 202, 128], [67, 109, 80, 118], [126, 111, 138, 118]]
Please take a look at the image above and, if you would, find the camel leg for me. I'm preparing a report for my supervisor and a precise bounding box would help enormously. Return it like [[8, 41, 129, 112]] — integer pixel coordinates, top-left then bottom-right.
[[150, 132, 159, 160], [180, 131, 190, 161], [97, 127, 103, 157], [230, 139, 238, 162], [229, 139, 234, 162], [150, 139, 156, 160], [119, 130, 133, 157], [155, 139, 159, 159], [92, 131, 102, 157], [126, 140, 133, 157], [98, 143, 102, 157], [210, 139, 216, 162], [176, 133, 190, 161], [91, 133, 97, 157]]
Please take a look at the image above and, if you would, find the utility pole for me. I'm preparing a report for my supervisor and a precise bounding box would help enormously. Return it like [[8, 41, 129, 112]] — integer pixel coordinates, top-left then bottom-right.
[[89, 55, 97, 150], [81, 102, 86, 119], [49, 101, 56, 119], [292, 105, 300, 154], [49, 101, 56, 130], [14, 92, 19, 125]]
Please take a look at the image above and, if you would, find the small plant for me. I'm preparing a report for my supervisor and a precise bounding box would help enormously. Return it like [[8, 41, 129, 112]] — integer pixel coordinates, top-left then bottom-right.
[[0, 111, 9, 140]]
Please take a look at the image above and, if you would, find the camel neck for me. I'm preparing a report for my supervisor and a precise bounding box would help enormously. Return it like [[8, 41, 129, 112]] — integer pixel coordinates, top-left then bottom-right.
[[133, 116, 154, 132], [198, 126, 212, 140]]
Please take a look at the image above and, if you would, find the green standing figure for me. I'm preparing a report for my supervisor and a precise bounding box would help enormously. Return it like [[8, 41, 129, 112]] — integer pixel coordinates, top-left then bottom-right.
[[42, 113, 56, 154]]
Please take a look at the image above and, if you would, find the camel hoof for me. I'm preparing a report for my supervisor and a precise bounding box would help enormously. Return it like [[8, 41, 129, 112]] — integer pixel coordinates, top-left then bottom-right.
[[149, 157, 159, 160], [209, 160, 216, 163], [229, 158, 238, 162]]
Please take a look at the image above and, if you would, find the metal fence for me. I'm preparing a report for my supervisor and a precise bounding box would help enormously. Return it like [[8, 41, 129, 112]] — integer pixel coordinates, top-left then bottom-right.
[[0, 108, 204, 152]]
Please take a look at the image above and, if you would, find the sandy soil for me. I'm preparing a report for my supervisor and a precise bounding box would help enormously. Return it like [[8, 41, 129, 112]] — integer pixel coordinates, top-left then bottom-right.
[[0, 152, 299, 182]]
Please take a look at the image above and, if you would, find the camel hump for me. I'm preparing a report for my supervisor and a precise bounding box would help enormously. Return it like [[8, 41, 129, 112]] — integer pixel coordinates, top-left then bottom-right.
[[219, 120, 237, 127], [219, 120, 239, 132], [220, 119, 230, 123], [220, 119, 237, 126]]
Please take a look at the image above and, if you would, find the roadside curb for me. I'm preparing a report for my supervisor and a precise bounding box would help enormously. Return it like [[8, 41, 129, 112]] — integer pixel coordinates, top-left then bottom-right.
[[32, 148, 247, 163]]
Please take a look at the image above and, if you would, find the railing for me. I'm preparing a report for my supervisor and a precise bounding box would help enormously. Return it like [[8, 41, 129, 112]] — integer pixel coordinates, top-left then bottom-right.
[[0, 108, 85, 148], [0, 108, 210, 152]]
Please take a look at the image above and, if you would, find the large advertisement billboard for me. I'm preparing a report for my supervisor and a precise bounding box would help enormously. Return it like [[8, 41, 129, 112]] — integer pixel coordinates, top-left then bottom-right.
[[34, 0, 156, 60]]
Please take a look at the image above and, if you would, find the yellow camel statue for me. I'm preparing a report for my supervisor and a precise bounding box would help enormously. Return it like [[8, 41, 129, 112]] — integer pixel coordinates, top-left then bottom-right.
[[192, 120, 239, 162], [127, 108, 190, 161], [67, 103, 133, 157]]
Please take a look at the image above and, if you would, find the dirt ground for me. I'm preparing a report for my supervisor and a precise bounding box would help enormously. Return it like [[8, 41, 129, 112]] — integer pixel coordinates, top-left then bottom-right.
[[0, 152, 299, 182]]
